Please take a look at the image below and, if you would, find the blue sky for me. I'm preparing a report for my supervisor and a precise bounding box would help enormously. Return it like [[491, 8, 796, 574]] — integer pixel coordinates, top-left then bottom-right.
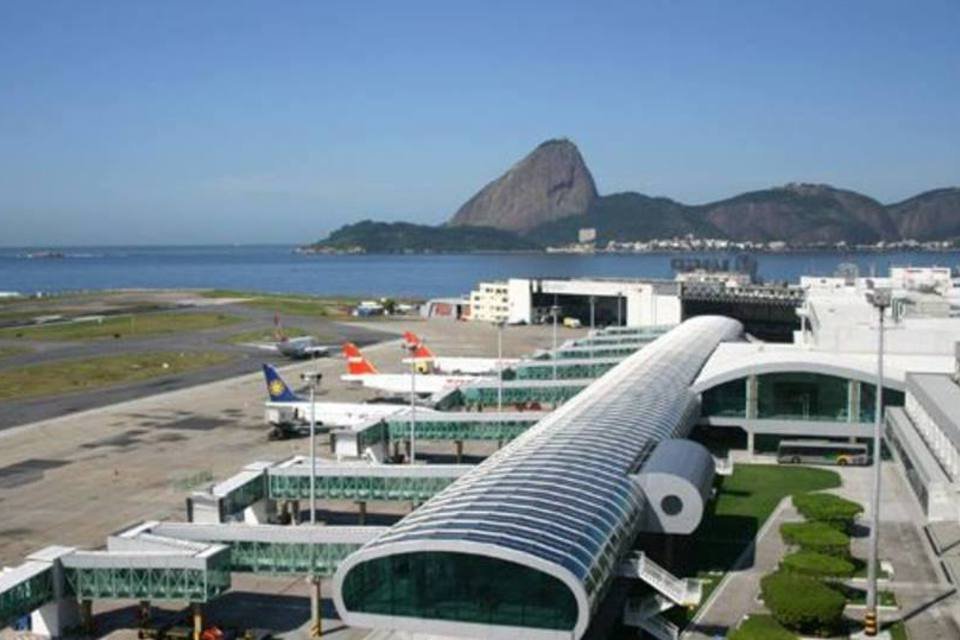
[[1, 0, 958, 245]]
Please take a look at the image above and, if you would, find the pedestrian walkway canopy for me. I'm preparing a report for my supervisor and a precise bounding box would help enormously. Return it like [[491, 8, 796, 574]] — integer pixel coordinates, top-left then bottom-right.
[[333, 316, 743, 640]]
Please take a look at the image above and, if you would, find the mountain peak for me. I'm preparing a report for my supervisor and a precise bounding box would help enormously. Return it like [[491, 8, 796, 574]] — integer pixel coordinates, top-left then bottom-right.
[[449, 138, 598, 233]]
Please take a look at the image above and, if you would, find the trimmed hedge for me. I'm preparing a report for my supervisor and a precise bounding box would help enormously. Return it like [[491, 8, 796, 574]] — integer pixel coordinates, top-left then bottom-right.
[[781, 550, 855, 577], [760, 571, 845, 635], [780, 521, 850, 557], [728, 614, 797, 640], [793, 492, 863, 531]]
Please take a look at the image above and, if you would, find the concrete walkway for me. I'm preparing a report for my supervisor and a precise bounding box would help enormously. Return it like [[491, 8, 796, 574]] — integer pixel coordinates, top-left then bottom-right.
[[683, 462, 960, 639]]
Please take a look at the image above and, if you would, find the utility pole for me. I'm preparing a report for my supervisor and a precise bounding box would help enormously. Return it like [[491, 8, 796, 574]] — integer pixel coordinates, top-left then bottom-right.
[[864, 286, 890, 637], [300, 371, 323, 525]]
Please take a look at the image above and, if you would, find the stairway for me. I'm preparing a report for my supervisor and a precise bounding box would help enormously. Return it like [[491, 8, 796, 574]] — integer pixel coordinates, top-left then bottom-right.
[[618, 551, 702, 607], [622, 594, 680, 640]]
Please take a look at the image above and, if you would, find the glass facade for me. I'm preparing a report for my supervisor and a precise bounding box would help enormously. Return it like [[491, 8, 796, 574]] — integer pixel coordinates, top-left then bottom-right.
[[757, 372, 850, 421], [701, 374, 905, 424], [342, 552, 577, 631], [701, 378, 746, 417], [859, 384, 905, 423]]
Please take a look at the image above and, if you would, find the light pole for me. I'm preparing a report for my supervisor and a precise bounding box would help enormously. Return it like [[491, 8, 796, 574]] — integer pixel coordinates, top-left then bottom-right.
[[617, 291, 623, 327], [496, 320, 505, 415], [404, 345, 418, 465], [864, 286, 891, 637], [589, 296, 596, 377], [550, 304, 561, 381], [300, 371, 323, 525]]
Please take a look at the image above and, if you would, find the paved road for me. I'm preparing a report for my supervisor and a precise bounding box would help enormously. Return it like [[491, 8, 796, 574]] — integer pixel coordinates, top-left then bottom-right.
[[0, 304, 395, 429]]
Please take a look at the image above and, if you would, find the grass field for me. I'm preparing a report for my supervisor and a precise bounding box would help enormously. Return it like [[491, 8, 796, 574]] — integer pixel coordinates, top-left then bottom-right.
[[728, 614, 796, 640], [0, 351, 234, 401], [662, 464, 841, 629], [0, 312, 242, 341], [0, 346, 30, 360], [201, 289, 360, 317], [224, 326, 310, 344]]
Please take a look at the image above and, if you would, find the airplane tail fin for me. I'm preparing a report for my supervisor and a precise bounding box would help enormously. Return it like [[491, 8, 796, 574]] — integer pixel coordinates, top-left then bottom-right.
[[402, 331, 435, 359], [343, 342, 379, 375], [262, 363, 302, 402]]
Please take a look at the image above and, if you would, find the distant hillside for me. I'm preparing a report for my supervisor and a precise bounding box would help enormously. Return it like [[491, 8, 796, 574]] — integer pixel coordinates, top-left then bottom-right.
[[449, 138, 598, 233], [532, 192, 720, 244], [307, 139, 959, 252], [889, 188, 960, 241], [309, 220, 541, 253]]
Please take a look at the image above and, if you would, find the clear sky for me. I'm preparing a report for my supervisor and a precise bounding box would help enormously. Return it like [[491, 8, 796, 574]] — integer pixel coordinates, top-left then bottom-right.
[[1, 0, 958, 246]]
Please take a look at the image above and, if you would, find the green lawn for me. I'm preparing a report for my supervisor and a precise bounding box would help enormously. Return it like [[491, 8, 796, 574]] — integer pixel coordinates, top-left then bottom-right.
[[0, 312, 242, 341], [728, 614, 797, 640], [686, 464, 842, 573], [201, 289, 361, 317], [0, 351, 234, 401], [660, 464, 841, 630]]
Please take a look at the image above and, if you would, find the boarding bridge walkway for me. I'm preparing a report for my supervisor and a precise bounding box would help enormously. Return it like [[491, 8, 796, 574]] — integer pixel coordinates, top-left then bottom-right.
[[267, 458, 472, 502], [0, 552, 57, 630], [452, 378, 591, 408], [535, 342, 647, 360], [191, 457, 474, 522], [384, 409, 548, 442], [510, 356, 622, 380], [121, 522, 387, 577]]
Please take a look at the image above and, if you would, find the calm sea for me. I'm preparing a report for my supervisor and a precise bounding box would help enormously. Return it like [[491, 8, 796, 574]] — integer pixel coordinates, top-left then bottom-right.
[[1, 245, 958, 299]]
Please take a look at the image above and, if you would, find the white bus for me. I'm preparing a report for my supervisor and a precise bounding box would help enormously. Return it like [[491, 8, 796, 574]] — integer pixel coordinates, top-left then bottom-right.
[[777, 440, 870, 466]]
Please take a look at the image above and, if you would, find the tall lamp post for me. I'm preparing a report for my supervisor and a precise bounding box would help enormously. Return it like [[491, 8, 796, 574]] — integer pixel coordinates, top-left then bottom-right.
[[617, 291, 623, 328], [299, 370, 323, 638], [495, 320, 505, 415], [589, 296, 596, 377], [864, 286, 891, 637], [403, 342, 418, 465], [550, 304, 561, 381], [300, 371, 323, 524]]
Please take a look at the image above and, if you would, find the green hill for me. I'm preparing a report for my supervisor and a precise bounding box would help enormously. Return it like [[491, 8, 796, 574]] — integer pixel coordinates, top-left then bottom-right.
[[309, 220, 541, 253]]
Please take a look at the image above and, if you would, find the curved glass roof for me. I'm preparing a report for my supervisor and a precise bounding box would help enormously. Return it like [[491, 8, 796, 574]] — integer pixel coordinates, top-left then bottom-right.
[[355, 316, 742, 607]]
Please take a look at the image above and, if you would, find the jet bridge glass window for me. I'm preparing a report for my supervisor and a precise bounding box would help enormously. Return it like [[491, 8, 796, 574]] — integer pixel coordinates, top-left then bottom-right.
[[341, 551, 578, 631]]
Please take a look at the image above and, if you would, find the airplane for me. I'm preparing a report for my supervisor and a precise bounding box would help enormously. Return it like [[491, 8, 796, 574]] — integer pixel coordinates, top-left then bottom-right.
[[262, 364, 404, 436], [340, 342, 488, 396], [247, 313, 334, 359], [400, 331, 519, 375]]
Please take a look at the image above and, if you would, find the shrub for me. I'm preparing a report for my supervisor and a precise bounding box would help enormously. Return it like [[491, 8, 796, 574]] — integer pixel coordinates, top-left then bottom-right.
[[761, 571, 845, 635], [780, 521, 850, 557], [728, 614, 797, 640], [781, 550, 855, 577], [793, 492, 863, 531]]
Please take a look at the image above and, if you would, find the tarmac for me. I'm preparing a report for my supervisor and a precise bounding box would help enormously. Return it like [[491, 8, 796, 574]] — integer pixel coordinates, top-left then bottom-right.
[[0, 313, 580, 640]]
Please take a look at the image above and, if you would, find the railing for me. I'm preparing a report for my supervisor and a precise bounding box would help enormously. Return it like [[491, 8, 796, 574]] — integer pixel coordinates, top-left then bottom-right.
[[620, 551, 702, 606]]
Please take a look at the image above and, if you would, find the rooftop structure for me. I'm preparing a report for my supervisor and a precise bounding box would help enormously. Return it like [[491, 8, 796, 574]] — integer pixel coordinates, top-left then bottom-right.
[[332, 316, 743, 639]]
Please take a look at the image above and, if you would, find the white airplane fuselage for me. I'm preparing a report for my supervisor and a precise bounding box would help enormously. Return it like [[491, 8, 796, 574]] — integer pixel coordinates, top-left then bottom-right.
[[341, 372, 487, 395], [266, 400, 403, 427], [402, 356, 520, 375]]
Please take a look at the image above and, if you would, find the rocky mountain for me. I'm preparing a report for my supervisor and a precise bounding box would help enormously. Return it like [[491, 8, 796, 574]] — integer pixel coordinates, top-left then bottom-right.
[[308, 139, 959, 252], [889, 188, 960, 241], [449, 138, 598, 233]]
